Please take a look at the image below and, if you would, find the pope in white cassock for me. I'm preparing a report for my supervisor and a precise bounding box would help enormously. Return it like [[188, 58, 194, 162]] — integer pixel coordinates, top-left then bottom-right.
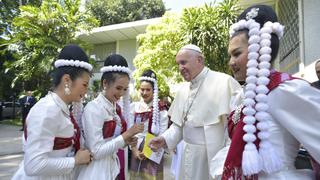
[[149, 44, 241, 180]]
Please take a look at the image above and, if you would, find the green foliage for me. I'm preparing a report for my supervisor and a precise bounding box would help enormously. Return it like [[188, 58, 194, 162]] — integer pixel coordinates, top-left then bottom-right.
[[87, 0, 166, 26], [133, 12, 186, 98], [0, 0, 42, 37], [133, 0, 240, 96], [180, 0, 240, 73], [4, 0, 98, 96], [0, 0, 41, 100]]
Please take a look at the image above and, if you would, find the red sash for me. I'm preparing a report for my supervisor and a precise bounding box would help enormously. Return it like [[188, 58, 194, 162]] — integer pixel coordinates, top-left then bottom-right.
[[133, 102, 167, 135], [222, 71, 297, 180], [24, 112, 80, 152], [102, 104, 127, 139]]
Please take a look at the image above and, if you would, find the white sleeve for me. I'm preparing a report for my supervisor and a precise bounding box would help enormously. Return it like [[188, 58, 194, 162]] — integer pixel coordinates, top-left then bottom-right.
[[268, 79, 320, 162], [159, 110, 169, 135], [82, 103, 125, 160], [161, 123, 183, 150], [24, 107, 75, 176]]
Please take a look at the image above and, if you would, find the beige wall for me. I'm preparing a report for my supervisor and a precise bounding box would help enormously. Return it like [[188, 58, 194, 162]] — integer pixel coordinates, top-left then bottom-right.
[[294, 0, 320, 82], [116, 39, 138, 70]]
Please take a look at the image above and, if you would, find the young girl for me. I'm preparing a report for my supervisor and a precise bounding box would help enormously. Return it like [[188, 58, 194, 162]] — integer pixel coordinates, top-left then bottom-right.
[[129, 70, 169, 180], [12, 44, 92, 180], [78, 54, 144, 180]]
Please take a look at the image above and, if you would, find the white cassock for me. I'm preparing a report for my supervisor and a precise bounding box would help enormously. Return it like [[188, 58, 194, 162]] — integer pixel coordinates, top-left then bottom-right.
[[210, 79, 320, 179], [12, 92, 77, 180], [78, 93, 126, 180], [161, 67, 241, 180]]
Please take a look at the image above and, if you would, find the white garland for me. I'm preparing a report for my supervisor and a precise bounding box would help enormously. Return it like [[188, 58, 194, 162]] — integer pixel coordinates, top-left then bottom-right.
[[139, 76, 160, 135], [122, 87, 131, 127], [54, 59, 93, 71], [256, 21, 283, 173], [229, 8, 284, 176], [100, 65, 131, 77]]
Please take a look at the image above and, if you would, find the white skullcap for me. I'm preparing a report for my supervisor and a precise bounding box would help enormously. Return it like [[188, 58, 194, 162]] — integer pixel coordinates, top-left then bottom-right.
[[180, 44, 202, 53]]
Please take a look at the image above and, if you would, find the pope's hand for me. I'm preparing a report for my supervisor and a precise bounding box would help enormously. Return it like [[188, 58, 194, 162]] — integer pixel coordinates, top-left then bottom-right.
[[148, 136, 166, 152]]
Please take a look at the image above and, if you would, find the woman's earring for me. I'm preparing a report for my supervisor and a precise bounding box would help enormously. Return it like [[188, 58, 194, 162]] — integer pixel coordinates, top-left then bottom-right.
[[64, 84, 71, 95]]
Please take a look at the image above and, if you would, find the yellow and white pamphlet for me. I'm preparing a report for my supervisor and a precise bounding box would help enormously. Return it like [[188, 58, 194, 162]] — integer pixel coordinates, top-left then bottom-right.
[[142, 132, 164, 164]]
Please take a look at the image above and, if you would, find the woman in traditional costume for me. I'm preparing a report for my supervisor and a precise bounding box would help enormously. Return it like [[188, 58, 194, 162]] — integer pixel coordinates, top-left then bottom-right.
[[78, 54, 143, 180], [211, 5, 320, 180], [129, 70, 169, 180], [12, 44, 93, 180]]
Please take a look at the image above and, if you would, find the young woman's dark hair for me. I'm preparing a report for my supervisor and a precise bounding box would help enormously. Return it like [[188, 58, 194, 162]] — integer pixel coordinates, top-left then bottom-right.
[[140, 69, 157, 89], [52, 44, 91, 88], [100, 54, 129, 87]]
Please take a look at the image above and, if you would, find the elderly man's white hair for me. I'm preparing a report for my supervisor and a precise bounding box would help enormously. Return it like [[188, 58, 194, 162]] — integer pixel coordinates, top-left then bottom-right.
[[179, 44, 202, 54]]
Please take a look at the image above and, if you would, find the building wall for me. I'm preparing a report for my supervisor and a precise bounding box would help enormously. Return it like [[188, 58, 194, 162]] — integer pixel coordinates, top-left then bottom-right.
[[295, 0, 320, 82], [88, 39, 138, 95], [278, 0, 300, 75], [89, 42, 116, 81], [116, 39, 137, 70], [302, 0, 320, 66]]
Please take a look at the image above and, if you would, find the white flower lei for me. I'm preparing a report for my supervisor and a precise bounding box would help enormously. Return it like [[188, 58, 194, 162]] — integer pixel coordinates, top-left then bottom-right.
[[100, 65, 132, 77], [139, 76, 160, 135], [54, 59, 93, 71], [229, 7, 284, 176]]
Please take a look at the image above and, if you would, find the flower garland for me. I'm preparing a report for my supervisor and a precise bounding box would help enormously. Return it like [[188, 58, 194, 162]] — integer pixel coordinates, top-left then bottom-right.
[[100, 65, 132, 77], [229, 7, 284, 176], [54, 59, 93, 71], [139, 76, 160, 135]]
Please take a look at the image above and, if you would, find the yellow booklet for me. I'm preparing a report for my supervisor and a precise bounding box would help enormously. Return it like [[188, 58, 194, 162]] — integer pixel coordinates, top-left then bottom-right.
[[142, 132, 164, 164]]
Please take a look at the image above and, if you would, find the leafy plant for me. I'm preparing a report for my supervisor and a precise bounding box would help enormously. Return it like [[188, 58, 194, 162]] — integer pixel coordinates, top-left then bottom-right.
[[4, 0, 98, 96], [133, 0, 240, 97], [133, 12, 186, 98], [87, 0, 165, 26]]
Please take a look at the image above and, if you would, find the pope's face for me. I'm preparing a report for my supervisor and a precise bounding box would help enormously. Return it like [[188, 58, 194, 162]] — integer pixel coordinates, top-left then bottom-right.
[[228, 33, 249, 82], [176, 50, 203, 82]]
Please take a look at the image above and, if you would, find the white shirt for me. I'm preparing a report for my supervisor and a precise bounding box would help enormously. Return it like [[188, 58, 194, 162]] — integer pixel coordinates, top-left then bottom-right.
[[12, 92, 76, 180], [78, 93, 126, 180]]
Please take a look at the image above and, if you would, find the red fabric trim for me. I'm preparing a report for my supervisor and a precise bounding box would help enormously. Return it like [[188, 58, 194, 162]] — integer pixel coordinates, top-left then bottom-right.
[[102, 104, 127, 139], [53, 137, 73, 150], [222, 71, 296, 179], [102, 120, 117, 139], [24, 112, 80, 151], [69, 112, 80, 152], [133, 102, 165, 135], [267, 70, 298, 92], [116, 104, 127, 133]]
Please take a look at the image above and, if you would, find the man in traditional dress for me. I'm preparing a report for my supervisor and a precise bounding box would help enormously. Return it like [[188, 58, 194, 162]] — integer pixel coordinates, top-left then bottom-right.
[[149, 44, 241, 179]]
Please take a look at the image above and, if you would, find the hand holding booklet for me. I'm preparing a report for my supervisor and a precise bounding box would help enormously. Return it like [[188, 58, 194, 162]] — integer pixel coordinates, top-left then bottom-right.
[[142, 132, 164, 164]]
